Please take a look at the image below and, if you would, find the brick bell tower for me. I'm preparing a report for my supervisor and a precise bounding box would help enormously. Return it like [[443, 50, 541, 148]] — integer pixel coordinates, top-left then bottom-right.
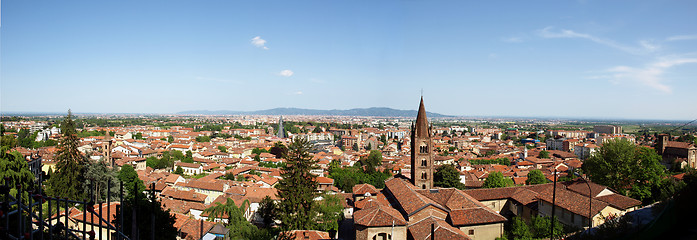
[[411, 96, 434, 189]]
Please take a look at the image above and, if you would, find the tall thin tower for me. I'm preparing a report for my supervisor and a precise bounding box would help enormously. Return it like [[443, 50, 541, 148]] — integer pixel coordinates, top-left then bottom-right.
[[410, 96, 434, 189], [103, 129, 113, 167]]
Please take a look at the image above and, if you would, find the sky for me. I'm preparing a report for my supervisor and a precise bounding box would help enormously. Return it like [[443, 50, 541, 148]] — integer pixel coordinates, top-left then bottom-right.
[[2, 0, 696, 120]]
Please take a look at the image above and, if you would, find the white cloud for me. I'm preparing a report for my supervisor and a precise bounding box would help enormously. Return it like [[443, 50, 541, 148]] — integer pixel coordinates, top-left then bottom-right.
[[279, 69, 294, 77], [603, 57, 697, 93], [537, 27, 658, 55], [666, 34, 697, 41], [639, 40, 660, 52], [294, 91, 303, 95], [251, 36, 269, 50]]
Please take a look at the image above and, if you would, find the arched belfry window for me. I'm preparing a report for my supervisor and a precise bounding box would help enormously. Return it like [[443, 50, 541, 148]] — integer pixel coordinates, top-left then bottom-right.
[[421, 159, 427, 166], [422, 172, 427, 179], [420, 145, 428, 153]]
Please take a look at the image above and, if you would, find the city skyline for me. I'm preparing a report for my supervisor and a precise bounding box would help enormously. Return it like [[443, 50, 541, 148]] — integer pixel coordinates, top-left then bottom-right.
[[2, 1, 697, 120]]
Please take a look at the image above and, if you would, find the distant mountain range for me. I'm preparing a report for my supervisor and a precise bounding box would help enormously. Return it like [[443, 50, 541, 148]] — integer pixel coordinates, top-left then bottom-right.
[[177, 107, 451, 118]]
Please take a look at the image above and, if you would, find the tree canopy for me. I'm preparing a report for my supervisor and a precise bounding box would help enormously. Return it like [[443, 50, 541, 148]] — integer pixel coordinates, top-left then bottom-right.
[[204, 198, 257, 239], [83, 160, 120, 202], [526, 169, 547, 185], [314, 193, 344, 233], [434, 164, 465, 189], [118, 164, 146, 201], [483, 171, 514, 188], [0, 147, 35, 204], [583, 138, 665, 203]]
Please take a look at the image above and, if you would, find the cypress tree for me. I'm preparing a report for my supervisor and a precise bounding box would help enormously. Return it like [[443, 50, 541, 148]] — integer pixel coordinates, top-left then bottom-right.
[[276, 138, 318, 231], [47, 110, 87, 200]]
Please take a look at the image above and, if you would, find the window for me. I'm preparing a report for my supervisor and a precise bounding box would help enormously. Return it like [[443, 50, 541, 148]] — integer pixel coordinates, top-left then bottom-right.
[[373, 233, 389, 240], [420, 145, 428, 153], [421, 159, 427, 166], [422, 172, 427, 179], [469, 230, 474, 235]]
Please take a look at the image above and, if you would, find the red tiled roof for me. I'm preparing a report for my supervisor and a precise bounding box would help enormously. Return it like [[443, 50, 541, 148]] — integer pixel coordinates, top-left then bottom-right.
[[353, 183, 379, 195], [282, 230, 331, 240], [354, 205, 407, 227], [449, 207, 506, 226], [384, 178, 447, 216], [408, 217, 470, 240], [354, 198, 385, 210], [537, 186, 609, 217], [595, 194, 642, 210]]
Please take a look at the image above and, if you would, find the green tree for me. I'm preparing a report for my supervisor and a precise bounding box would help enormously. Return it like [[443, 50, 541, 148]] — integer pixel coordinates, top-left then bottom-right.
[[204, 198, 257, 239], [276, 138, 318, 231], [252, 147, 268, 155], [1, 134, 17, 148], [0, 147, 35, 204], [538, 150, 550, 159], [434, 164, 465, 189], [174, 166, 184, 175], [583, 139, 665, 202], [236, 175, 246, 182], [526, 169, 547, 185], [47, 110, 87, 200], [218, 145, 227, 153], [352, 143, 359, 151], [195, 135, 211, 142], [167, 135, 174, 143], [258, 196, 277, 228], [360, 150, 383, 173], [510, 217, 533, 240], [269, 141, 288, 159], [483, 172, 513, 188], [118, 164, 146, 201], [16, 128, 35, 148], [83, 161, 120, 202], [530, 215, 564, 239], [314, 193, 343, 233], [133, 132, 143, 140]]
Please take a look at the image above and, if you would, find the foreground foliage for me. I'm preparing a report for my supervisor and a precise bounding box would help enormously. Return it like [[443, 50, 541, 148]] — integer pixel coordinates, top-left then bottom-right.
[[583, 138, 665, 203]]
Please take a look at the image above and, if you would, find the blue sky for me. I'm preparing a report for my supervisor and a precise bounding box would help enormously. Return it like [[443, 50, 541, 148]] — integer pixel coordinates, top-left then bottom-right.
[[2, 0, 696, 120]]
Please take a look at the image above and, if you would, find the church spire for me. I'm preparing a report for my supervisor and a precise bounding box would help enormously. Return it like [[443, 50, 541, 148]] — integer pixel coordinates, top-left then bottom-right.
[[414, 96, 430, 138], [411, 96, 434, 189]]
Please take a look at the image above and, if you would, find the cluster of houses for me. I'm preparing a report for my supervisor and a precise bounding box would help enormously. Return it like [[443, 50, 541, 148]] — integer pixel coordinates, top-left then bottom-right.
[[4, 105, 695, 240]]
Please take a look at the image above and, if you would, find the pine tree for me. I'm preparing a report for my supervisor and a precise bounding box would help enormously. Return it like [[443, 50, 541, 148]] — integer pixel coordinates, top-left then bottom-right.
[[47, 110, 87, 200], [276, 138, 319, 231]]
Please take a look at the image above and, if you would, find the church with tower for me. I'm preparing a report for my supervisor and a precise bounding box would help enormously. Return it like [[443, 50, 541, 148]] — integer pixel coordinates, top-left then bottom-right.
[[410, 96, 435, 190], [352, 96, 507, 240]]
